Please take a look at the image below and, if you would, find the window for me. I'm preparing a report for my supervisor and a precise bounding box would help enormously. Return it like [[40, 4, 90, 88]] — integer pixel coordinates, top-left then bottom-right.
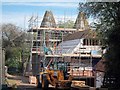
[[83, 39, 101, 46]]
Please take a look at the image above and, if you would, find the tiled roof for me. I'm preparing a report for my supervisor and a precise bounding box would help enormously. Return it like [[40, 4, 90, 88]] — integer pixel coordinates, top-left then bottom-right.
[[40, 11, 56, 28], [95, 59, 105, 72], [73, 12, 89, 30], [63, 30, 97, 41]]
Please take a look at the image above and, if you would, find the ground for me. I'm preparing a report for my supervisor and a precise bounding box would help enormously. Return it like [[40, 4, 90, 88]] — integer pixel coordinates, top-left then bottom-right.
[[5, 74, 90, 90], [6, 74, 37, 89]]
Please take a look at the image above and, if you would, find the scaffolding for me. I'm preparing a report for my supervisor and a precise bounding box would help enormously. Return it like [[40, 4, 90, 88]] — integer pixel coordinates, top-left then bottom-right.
[[26, 10, 102, 87], [26, 11, 76, 75]]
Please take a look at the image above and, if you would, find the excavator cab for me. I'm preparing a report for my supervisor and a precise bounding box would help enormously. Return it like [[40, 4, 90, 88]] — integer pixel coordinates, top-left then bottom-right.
[[36, 61, 72, 89]]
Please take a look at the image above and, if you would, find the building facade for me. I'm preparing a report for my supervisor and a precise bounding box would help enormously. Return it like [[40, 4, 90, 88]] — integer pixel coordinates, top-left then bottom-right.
[[27, 11, 102, 86]]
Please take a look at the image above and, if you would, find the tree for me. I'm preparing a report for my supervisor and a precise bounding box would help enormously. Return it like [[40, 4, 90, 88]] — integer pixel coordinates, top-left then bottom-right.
[[78, 2, 120, 41], [2, 23, 30, 73], [2, 23, 26, 48], [78, 2, 120, 89], [58, 20, 74, 28]]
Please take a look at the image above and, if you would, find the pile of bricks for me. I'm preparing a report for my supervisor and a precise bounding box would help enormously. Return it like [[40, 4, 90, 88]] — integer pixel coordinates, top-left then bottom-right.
[[72, 80, 85, 87]]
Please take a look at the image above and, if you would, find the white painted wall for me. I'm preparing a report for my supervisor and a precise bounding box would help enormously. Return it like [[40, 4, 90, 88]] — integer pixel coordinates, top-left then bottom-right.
[[73, 38, 102, 56]]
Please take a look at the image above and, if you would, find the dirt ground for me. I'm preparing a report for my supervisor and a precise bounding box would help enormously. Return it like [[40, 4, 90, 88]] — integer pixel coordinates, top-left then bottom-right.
[[6, 74, 68, 90], [5, 74, 90, 90], [6, 74, 37, 89]]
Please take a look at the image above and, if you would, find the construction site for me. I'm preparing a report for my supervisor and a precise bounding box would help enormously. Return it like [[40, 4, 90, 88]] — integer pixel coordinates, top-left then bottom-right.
[[1, 10, 105, 90], [2, 1, 120, 90], [16, 10, 104, 90]]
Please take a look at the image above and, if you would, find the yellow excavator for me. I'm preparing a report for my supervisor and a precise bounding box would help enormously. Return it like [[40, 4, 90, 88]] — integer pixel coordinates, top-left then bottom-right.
[[36, 60, 73, 89]]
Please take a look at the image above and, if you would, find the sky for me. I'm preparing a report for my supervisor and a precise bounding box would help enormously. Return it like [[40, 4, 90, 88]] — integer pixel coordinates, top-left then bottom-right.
[[1, 0, 119, 29], [2, 2, 81, 29]]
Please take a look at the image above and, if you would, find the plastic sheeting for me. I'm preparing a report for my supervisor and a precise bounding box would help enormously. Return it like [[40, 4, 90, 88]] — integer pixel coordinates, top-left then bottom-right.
[[55, 39, 80, 54]]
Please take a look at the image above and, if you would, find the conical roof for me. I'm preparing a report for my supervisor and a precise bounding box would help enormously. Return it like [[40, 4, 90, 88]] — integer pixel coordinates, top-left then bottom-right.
[[40, 10, 56, 28], [74, 12, 89, 30]]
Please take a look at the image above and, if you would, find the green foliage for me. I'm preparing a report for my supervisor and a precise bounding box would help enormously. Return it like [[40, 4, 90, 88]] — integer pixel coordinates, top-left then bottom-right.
[[5, 47, 22, 73], [78, 2, 120, 88], [58, 20, 74, 28], [102, 25, 120, 88], [79, 2, 120, 44], [2, 23, 30, 73]]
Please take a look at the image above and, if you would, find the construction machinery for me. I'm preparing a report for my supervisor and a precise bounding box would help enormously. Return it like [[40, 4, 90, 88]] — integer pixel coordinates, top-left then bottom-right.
[[27, 11, 102, 89], [36, 61, 73, 89]]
